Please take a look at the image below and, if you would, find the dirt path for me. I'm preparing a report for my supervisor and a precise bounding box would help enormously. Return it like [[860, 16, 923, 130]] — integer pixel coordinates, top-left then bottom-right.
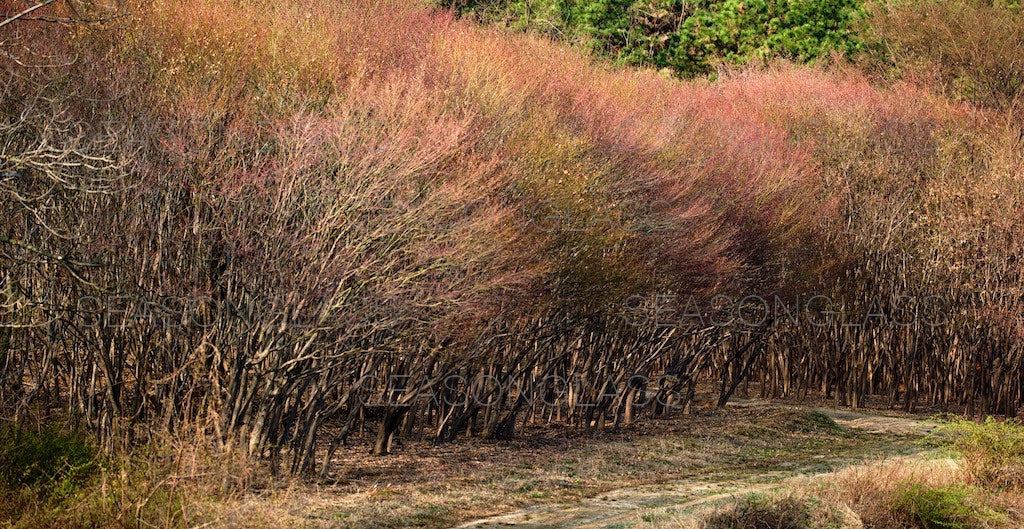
[[454, 403, 935, 529]]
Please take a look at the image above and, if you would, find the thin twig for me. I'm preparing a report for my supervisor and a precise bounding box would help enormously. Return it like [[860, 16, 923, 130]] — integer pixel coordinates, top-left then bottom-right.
[[0, 0, 57, 30], [0, 11, 127, 25]]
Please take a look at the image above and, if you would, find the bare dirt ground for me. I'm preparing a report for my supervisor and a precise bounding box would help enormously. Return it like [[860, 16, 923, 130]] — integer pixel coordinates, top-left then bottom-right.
[[453, 401, 936, 529]]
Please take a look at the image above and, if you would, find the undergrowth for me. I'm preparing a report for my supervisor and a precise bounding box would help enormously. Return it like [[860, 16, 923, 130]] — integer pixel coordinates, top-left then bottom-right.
[[931, 418, 1024, 491], [0, 425, 97, 501], [894, 482, 1002, 529], [702, 493, 846, 529]]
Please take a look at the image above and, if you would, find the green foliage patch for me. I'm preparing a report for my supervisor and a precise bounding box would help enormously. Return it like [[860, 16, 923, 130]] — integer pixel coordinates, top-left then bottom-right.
[[893, 482, 1001, 529], [0, 424, 98, 501], [448, 0, 868, 77], [930, 417, 1024, 490]]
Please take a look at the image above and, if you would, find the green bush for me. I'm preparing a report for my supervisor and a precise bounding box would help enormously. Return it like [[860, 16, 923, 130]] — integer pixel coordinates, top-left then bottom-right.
[[932, 417, 1024, 490], [447, 0, 868, 77], [893, 482, 1000, 529], [0, 425, 98, 500]]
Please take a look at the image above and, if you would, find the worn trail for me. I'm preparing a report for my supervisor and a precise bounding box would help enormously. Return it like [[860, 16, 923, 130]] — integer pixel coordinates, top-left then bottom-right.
[[454, 403, 935, 529]]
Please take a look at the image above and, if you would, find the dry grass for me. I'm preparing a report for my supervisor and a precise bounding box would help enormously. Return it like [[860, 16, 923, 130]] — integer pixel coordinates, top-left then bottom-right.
[[700, 493, 853, 529], [637, 458, 1023, 529], [0, 422, 277, 529], [641, 439, 1024, 529]]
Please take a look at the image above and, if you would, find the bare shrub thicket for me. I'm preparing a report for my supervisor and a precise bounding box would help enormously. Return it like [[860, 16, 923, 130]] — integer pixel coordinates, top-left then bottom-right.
[[0, 0, 1021, 481], [0, 0, 816, 476], [868, 0, 1024, 112], [708, 66, 1024, 415]]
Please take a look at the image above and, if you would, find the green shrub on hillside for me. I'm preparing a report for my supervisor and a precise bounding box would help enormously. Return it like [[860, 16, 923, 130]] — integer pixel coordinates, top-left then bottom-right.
[[894, 482, 1002, 529], [447, 0, 868, 77], [932, 418, 1024, 491], [0, 425, 98, 500]]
